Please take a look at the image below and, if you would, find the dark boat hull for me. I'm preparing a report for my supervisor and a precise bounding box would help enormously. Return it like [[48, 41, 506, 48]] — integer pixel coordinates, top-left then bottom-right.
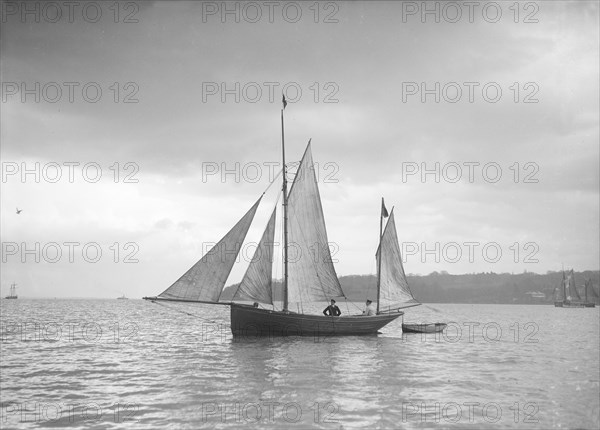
[[402, 323, 447, 333], [554, 301, 586, 308], [230, 304, 402, 337]]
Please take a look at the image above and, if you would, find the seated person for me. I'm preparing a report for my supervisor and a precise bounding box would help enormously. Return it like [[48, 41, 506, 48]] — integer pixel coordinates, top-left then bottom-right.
[[363, 299, 376, 316]]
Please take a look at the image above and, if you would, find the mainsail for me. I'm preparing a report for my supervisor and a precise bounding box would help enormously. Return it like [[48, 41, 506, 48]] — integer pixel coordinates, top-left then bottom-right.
[[232, 206, 276, 305], [569, 269, 582, 301], [286, 143, 345, 303], [376, 209, 419, 310], [158, 197, 262, 302]]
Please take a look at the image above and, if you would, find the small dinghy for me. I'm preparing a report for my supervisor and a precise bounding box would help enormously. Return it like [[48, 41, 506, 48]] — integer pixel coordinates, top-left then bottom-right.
[[402, 323, 447, 334]]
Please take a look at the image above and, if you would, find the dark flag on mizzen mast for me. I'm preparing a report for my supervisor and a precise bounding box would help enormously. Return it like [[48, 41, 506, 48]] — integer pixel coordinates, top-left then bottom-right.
[[282, 94, 287, 110], [381, 198, 389, 218]]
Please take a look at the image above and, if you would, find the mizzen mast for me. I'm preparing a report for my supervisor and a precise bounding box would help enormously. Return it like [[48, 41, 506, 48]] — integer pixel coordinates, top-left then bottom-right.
[[376, 198, 385, 314]]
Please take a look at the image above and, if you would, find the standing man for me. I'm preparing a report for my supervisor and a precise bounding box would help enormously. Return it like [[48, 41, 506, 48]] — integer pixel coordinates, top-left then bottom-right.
[[323, 299, 341, 316], [363, 300, 376, 316]]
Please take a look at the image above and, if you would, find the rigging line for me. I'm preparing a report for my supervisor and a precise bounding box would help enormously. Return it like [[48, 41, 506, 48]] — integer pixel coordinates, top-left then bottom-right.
[[344, 297, 350, 315], [347, 299, 362, 312], [263, 167, 283, 195], [232, 187, 283, 303], [149, 300, 223, 325], [423, 304, 442, 313]]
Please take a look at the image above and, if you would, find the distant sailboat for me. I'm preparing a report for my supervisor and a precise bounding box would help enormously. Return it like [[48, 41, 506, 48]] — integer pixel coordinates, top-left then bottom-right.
[[5, 283, 18, 299], [144, 100, 421, 336], [583, 279, 598, 307], [117, 294, 128, 300], [554, 269, 585, 308]]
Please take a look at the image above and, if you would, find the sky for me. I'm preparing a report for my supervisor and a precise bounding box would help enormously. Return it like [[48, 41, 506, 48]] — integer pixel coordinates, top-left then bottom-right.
[[1, 1, 598, 298]]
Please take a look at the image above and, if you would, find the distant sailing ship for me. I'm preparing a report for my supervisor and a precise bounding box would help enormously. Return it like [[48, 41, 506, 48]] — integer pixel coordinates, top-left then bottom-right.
[[583, 279, 598, 308], [117, 294, 128, 300], [554, 269, 597, 308], [144, 99, 421, 336], [5, 283, 18, 299]]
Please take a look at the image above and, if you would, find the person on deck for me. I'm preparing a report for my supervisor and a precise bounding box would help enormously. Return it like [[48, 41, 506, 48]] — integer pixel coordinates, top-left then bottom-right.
[[363, 299, 377, 316], [323, 299, 341, 316]]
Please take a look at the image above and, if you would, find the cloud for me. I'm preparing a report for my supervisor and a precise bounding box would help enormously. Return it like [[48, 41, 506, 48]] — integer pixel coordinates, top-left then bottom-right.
[[1, 1, 598, 296]]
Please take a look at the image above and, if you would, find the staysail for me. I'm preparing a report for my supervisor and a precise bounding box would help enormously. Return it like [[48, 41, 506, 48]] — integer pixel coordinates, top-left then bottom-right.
[[286, 143, 345, 303], [232, 206, 276, 305], [158, 197, 262, 302], [376, 209, 420, 310]]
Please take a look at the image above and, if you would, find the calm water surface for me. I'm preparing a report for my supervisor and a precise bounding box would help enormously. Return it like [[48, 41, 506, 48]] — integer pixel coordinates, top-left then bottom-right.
[[1, 300, 598, 429]]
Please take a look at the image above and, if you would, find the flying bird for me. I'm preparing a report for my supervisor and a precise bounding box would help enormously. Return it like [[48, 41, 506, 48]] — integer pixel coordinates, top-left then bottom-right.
[[16, 208, 22, 214]]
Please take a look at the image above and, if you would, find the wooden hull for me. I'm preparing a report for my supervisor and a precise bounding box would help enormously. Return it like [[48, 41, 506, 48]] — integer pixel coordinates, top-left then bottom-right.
[[402, 323, 447, 334], [554, 301, 586, 308], [4, 296, 17, 300], [230, 304, 402, 337], [584, 303, 596, 308]]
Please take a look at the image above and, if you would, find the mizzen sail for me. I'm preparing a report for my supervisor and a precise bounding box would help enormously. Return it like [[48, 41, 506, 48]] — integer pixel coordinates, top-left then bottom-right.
[[158, 197, 262, 302], [233, 206, 276, 305], [376, 209, 419, 310], [287, 143, 345, 303]]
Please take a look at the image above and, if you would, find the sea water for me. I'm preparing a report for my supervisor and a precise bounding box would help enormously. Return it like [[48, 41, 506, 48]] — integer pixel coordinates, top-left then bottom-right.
[[1, 300, 598, 429]]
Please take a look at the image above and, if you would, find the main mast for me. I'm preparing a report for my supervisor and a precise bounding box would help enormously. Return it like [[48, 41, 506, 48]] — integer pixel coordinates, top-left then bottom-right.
[[376, 198, 384, 314], [562, 265, 566, 302], [281, 96, 289, 312]]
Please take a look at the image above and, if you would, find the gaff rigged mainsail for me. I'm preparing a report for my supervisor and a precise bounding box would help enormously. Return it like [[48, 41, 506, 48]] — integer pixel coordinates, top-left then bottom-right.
[[569, 269, 582, 301], [376, 209, 420, 310], [232, 206, 276, 305], [158, 197, 262, 303], [286, 143, 345, 303]]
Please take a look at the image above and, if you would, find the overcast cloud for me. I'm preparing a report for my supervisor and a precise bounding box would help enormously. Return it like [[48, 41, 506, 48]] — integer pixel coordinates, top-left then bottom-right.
[[1, 1, 598, 298]]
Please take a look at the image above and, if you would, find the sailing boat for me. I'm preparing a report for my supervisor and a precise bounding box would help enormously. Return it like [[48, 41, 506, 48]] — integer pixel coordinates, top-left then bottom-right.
[[143, 99, 420, 336], [583, 279, 598, 307], [554, 269, 585, 308], [5, 283, 17, 299]]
